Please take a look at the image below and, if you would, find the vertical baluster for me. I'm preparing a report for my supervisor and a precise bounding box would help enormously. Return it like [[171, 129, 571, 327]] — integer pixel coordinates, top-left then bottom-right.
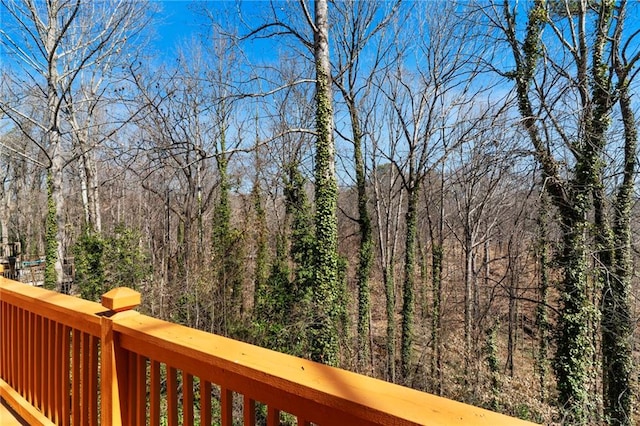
[[34, 314, 42, 411], [72, 330, 81, 426], [0, 302, 5, 381], [81, 332, 90, 423], [221, 388, 233, 426], [89, 335, 99, 426], [127, 351, 136, 425], [183, 372, 194, 426], [52, 321, 61, 424], [167, 366, 178, 426], [136, 354, 147, 426], [267, 407, 281, 426], [17, 307, 23, 394], [2, 302, 7, 381], [200, 380, 212, 426], [10, 304, 16, 388], [44, 317, 53, 419], [20, 308, 26, 396], [25, 310, 32, 404], [2, 302, 8, 380], [59, 325, 70, 426], [150, 360, 161, 426], [244, 397, 256, 425]]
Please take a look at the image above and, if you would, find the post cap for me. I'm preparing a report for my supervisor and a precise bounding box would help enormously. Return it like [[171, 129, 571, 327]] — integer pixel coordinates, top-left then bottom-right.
[[101, 287, 141, 312]]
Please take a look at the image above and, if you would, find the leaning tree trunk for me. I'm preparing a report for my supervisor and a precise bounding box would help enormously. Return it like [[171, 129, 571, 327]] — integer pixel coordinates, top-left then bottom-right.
[[502, 2, 598, 422]]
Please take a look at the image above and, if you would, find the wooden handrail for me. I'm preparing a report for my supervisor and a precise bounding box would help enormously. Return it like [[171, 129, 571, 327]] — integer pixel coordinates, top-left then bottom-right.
[[0, 277, 538, 425]]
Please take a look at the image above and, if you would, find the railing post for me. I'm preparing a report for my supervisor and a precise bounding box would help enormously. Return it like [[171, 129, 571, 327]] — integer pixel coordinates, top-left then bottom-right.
[[100, 287, 140, 426]]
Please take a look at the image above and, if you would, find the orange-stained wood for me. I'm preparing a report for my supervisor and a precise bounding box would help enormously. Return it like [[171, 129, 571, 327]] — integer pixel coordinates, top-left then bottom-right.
[[0, 378, 54, 426], [113, 312, 538, 426], [200, 380, 212, 426], [126, 351, 135, 425], [167, 366, 178, 426], [101, 287, 140, 313], [220, 387, 233, 426], [0, 302, 5, 383], [0, 278, 539, 426], [44, 318, 53, 419], [34, 315, 42, 411], [52, 322, 60, 424], [16, 308, 23, 395], [88, 336, 98, 426], [243, 396, 255, 425], [81, 333, 90, 423], [71, 330, 81, 426], [183, 372, 194, 426], [0, 278, 103, 336], [26, 312, 34, 406], [135, 354, 146, 426], [150, 360, 161, 426], [9, 305, 16, 389], [267, 406, 280, 426], [61, 325, 71, 426]]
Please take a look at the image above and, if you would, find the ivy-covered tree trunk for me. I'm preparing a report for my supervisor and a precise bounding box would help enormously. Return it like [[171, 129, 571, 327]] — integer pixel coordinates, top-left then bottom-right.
[[430, 242, 443, 394], [212, 126, 242, 334], [285, 163, 314, 309], [602, 62, 637, 426], [251, 181, 269, 320], [463, 225, 474, 378], [502, 2, 592, 422], [400, 186, 418, 382], [44, 172, 58, 290], [427, 167, 445, 395], [384, 261, 396, 383], [309, 0, 340, 366], [555, 211, 592, 424], [536, 191, 550, 401], [348, 102, 373, 373], [46, 36, 66, 293]]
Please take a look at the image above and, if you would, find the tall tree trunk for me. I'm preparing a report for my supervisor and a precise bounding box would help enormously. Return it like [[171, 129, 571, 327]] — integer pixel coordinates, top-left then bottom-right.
[[506, 265, 516, 377], [309, 0, 340, 366], [502, 2, 602, 421], [349, 102, 373, 374], [400, 185, 418, 382], [555, 211, 592, 424], [427, 167, 445, 395], [212, 126, 233, 334], [536, 191, 550, 401], [463, 228, 474, 378], [82, 150, 102, 233], [49, 119, 66, 292], [602, 65, 637, 426], [44, 1, 67, 291], [374, 164, 402, 383], [430, 241, 443, 394], [252, 181, 268, 320]]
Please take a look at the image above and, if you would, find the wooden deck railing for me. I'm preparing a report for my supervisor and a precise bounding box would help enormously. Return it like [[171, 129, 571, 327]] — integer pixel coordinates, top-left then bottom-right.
[[0, 277, 537, 425]]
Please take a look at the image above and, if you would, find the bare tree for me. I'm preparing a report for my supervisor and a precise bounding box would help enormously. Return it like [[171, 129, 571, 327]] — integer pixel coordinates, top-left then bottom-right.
[[482, 0, 640, 422], [331, 0, 401, 374], [0, 0, 150, 290], [376, 2, 484, 383]]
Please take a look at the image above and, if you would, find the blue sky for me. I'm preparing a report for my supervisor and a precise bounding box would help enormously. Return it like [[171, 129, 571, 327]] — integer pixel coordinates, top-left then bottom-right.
[[151, 1, 208, 55]]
